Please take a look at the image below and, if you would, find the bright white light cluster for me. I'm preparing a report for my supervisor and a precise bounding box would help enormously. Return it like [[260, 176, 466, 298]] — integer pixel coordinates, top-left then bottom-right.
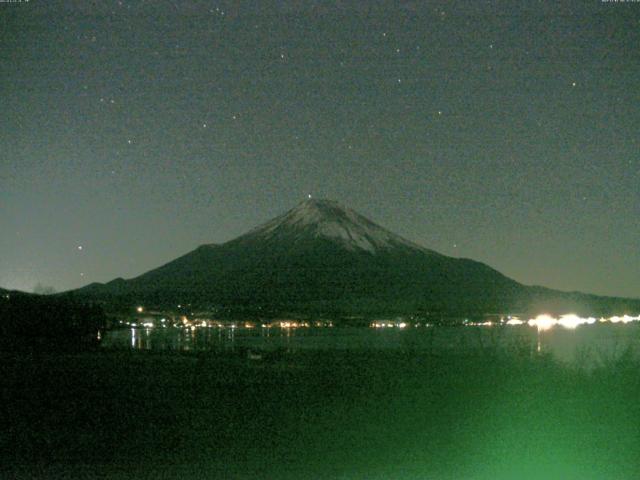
[[606, 315, 640, 324], [506, 318, 524, 325], [523, 313, 639, 331], [527, 314, 557, 331]]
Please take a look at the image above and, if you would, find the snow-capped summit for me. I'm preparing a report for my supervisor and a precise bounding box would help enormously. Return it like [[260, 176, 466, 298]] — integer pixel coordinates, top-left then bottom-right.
[[241, 199, 433, 254], [73, 199, 640, 318]]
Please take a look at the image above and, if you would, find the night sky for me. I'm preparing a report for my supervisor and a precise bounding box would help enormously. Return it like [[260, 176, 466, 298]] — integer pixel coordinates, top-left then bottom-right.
[[1, 0, 638, 298]]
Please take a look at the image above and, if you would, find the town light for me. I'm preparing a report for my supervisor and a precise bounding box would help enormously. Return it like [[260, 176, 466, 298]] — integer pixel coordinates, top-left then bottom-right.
[[528, 314, 556, 331]]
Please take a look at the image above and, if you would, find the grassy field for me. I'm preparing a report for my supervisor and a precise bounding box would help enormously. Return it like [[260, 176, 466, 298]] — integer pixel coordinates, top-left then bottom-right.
[[1, 347, 639, 479]]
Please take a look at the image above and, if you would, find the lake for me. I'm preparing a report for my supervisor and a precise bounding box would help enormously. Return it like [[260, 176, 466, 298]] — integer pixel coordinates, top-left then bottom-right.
[[102, 321, 640, 366], [6, 319, 640, 479]]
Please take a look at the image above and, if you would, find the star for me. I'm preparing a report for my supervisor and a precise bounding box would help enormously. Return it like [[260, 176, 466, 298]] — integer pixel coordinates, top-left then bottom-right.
[[77, 245, 83, 251], [202, 123, 207, 128], [572, 82, 577, 87]]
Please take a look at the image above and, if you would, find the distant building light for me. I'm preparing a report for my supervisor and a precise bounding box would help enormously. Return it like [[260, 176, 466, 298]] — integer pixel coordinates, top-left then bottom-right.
[[528, 314, 556, 331]]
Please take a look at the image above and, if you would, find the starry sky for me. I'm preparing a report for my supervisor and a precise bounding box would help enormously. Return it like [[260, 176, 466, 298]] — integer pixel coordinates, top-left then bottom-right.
[[1, 0, 638, 298]]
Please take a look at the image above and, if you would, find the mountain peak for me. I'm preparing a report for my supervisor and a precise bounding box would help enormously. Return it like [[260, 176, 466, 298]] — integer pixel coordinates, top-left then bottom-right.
[[240, 198, 434, 254], [286, 198, 355, 225]]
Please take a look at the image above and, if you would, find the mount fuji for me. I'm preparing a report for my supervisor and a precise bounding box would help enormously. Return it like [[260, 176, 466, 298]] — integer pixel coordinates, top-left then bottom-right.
[[74, 199, 639, 318]]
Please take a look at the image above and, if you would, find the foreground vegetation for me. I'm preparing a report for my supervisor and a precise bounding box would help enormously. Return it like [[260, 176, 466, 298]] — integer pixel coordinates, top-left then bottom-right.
[[1, 346, 639, 479]]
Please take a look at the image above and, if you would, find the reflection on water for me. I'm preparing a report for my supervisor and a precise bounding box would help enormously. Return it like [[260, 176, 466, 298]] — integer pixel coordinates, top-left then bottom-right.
[[107, 324, 326, 352], [102, 322, 640, 366]]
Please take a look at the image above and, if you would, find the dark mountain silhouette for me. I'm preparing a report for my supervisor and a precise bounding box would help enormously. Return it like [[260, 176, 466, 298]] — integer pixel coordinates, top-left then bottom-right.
[[0, 288, 105, 350], [73, 199, 640, 318]]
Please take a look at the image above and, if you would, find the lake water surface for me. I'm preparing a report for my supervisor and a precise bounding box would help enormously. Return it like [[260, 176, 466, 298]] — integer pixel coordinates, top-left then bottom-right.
[[102, 322, 640, 366]]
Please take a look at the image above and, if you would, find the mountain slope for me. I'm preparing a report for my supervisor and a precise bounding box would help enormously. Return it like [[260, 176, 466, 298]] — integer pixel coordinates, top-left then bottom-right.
[[74, 199, 640, 317]]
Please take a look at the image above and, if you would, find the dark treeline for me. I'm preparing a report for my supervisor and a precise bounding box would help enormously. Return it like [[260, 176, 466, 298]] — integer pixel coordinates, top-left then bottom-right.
[[0, 291, 105, 351]]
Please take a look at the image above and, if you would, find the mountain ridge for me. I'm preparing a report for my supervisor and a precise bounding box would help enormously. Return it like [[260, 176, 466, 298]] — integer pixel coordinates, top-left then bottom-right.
[[72, 199, 640, 318]]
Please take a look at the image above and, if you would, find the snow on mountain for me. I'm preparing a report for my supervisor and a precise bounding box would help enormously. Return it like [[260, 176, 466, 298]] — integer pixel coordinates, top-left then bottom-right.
[[241, 199, 434, 254], [70, 198, 640, 317]]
